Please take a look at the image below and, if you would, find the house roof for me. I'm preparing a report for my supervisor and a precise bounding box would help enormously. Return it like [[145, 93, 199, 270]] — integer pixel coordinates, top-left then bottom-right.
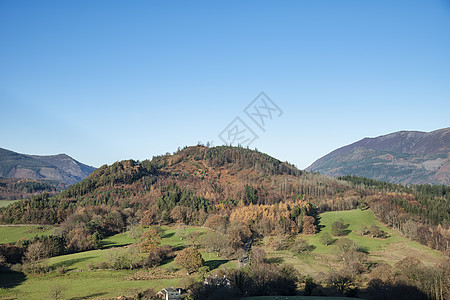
[[162, 287, 177, 293]]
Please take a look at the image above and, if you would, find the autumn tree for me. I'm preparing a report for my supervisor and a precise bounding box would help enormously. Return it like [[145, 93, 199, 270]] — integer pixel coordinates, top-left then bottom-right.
[[227, 221, 252, 249], [139, 229, 161, 252], [174, 247, 204, 274], [140, 209, 157, 226], [369, 224, 388, 238], [250, 246, 266, 264], [199, 232, 233, 258], [335, 238, 359, 254], [176, 224, 188, 240], [302, 216, 317, 234], [204, 214, 228, 234], [290, 238, 313, 254], [170, 206, 193, 224], [24, 241, 48, 273], [327, 270, 354, 295], [25, 241, 47, 263], [146, 245, 173, 268], [267, 235, 290, 251], [342, 250, 368, 277]]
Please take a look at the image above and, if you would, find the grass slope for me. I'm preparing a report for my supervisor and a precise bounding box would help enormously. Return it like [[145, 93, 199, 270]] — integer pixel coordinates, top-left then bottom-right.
[[0, 200, 20, 208], [264, 209, 442, 275], [0, 226, 236, 300], [0, 210, 442, 299], [0, 225, 54, 244]]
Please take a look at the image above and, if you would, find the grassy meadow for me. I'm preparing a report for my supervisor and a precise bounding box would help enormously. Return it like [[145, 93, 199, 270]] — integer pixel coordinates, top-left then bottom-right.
[[0, 225, 54, 244], [0, 200, 20, 208], [262, 209, 442, 275], [0, 225, 236, 299], [0, 209, 443, 299]]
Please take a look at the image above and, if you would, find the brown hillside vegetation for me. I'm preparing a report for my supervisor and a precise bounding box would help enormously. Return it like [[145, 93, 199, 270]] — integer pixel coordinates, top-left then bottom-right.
[[0, 145, 448, 252], [0, 145, 449, 299]]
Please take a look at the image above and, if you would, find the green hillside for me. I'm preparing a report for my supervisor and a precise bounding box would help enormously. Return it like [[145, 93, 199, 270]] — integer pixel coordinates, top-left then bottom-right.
[[1, 210, 444, 299], [0, 225, 54, 244]]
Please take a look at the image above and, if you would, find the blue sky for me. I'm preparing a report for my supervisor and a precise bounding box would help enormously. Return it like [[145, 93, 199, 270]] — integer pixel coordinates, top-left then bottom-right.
[[1, 0, 449, 169]]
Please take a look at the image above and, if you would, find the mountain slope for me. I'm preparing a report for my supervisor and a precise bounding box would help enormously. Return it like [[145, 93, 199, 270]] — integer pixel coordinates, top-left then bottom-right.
[[1, 145, 448, 253], [0, 147, 96, 185], [306, 127, 450, 185]]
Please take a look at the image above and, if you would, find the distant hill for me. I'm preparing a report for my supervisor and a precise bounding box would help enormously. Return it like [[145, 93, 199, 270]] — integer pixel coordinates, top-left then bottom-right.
[[306, 127, 450, 185], [0, 147, 96, 185], [1, 145, 448, 253], [0, 178, 68, 200]]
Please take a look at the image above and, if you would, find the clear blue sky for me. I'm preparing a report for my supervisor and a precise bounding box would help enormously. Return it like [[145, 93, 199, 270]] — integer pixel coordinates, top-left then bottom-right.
[[1, 0, 449, 169]]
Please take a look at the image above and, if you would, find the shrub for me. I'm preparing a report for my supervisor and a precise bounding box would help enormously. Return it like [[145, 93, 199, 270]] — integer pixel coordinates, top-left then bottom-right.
[[331, 219, 348, 236], [290, 239, 313, 254], [55, 265, 68, 274], [146, 245, 174, 267], [319, 232, 334, 246]]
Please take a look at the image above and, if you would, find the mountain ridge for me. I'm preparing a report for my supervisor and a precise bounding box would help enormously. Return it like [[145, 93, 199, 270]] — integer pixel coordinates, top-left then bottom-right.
[[306, 127, 450, 185], [0, 147, 96, 185]]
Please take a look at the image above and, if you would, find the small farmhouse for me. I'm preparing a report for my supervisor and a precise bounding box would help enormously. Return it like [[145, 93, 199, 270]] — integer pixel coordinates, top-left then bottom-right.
[[156, 287, 181, 300]]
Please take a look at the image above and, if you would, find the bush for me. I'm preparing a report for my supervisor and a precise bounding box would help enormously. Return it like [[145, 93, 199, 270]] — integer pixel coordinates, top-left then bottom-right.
[[96, 261, 110, 269], [10, 263, 23, 272], [267, 235, 291, 251], [55, 265, 68, 274], [290, 239, 313, 254], [331, 219, 348, 236], [319, 232, 334, 246], [334, 238, 362, 254], [369, 224, 388, 239], [146, 245, 174, 267]]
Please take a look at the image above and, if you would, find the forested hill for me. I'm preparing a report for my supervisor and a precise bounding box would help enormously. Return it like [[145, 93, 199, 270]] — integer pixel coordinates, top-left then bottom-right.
[[0, 145, 448, 252], [0, 147, 95, 185]]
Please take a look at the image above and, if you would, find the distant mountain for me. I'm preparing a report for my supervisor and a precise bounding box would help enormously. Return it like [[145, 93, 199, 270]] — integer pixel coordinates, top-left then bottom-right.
[[306, 128, 450, 185], [0, 147, 96, 185]]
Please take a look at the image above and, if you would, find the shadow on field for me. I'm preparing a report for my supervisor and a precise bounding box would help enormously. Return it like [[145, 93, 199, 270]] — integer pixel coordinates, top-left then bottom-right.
[[316, 216, 325, 232], [53, 256, 95, 271], [205, 259, 227, 270], [265, 257, 284, 264], [101, 240, 132, 249], [69, 292, 106, 300], [0, 268, 26, 289], [162, 232, 175, 239]]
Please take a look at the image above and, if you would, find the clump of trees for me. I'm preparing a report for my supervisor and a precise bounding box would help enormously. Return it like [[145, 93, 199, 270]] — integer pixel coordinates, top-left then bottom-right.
[[190, 246, 299, 299], [360, 224, 388, 238]]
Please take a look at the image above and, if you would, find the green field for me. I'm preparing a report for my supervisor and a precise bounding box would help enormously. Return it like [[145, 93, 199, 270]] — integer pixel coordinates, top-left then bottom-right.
[[263, 209, 442, 275], [0, 225, 237, 299], [0, 225, 54, 244], [0, 210, 443, 299], [0, 200, 20, 208]]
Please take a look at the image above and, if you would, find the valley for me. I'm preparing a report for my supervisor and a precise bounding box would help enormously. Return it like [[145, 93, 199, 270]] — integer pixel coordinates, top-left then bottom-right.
[[0, 146, 448, 299], [0, 209, 444, 299]]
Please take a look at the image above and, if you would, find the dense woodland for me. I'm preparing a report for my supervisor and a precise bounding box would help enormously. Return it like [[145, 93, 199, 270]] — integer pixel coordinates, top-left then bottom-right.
[[0, 146, 449, 299], [0, 178, 67, 200]]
